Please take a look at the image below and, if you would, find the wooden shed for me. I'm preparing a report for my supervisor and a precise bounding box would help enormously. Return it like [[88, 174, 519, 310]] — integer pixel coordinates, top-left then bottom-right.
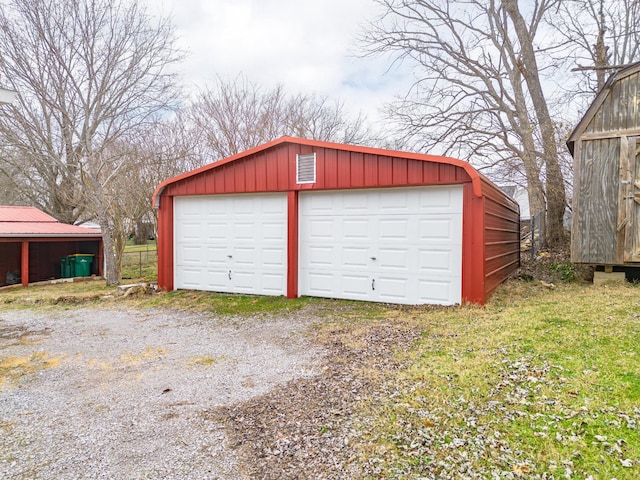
[[153, 137, 520, 305], [567, 62, 640, 269]]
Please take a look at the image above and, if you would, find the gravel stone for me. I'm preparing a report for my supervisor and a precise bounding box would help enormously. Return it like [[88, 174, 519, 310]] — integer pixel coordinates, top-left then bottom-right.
[[0, 307, 323, 479]]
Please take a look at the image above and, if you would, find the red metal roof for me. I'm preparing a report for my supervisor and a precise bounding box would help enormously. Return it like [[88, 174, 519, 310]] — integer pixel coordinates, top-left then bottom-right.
[[0, 206, 58, 222], [0, 206, 102, 237]]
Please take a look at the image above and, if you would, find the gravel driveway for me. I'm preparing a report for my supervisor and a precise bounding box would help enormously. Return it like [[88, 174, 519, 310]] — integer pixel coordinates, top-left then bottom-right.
[[0, 307, 323, 479]]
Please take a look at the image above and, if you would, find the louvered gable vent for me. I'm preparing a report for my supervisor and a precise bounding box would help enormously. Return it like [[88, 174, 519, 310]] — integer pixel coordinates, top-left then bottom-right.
[[296, 153, 316, 184]]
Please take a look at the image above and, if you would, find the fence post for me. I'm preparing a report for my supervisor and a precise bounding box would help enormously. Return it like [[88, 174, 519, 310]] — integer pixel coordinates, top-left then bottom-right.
[[139, 251, 142, 277], [531, 213, 536, 261]]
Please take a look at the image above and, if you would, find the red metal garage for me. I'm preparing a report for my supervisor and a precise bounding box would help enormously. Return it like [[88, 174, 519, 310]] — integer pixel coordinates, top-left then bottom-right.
[[153, 137, 519, 305], [0, 206, 103, 286]]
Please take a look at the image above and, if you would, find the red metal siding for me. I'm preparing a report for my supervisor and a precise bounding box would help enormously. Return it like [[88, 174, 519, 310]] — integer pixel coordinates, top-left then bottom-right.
[[156, 195, 174, 291], [154, 137, 517, 304], [481, 178, 520, 297], [287, 191, 299, 299], [161, 144, 478, 196], [461, 184, 486, 304]]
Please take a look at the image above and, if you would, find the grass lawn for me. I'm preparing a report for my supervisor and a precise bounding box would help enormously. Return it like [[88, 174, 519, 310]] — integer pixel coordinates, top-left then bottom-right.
[[351, 281, 640, 478], [0, 275, 638, 477], [122, 240, 156, 253]]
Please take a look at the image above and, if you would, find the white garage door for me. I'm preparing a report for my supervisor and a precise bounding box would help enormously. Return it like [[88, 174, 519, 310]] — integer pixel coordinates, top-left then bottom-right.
[[174, 194, 287, 295], [299, 186, 463, 305]]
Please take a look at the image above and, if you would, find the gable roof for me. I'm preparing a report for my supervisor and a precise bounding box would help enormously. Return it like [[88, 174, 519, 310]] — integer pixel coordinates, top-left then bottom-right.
[[567, 61, 640, 155], [153, 136, 486, 208], [0, 206, 102, 238]]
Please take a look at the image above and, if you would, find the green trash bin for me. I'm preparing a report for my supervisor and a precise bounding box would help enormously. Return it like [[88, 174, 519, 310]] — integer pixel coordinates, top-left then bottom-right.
[[60, 256, 72, 278], [69, 254, 94, 277]]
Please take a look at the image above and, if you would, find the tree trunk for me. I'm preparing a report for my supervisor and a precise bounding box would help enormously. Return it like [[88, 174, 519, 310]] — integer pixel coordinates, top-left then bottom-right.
[[96, 203, 120, 286], [503, 0, 567, 247]]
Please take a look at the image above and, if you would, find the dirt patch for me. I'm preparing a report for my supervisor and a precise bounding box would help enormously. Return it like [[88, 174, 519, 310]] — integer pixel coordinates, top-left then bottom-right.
[[208, 318, 423, 479]]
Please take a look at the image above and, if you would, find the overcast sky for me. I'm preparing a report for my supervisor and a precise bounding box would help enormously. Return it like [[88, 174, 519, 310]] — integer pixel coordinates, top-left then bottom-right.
[[154, 0, 410, 123]]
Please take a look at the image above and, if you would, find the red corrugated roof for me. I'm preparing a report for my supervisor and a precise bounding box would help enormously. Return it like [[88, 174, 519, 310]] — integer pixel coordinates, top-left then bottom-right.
[[0, 206, 59, 223], [0, 206, 102, 237]]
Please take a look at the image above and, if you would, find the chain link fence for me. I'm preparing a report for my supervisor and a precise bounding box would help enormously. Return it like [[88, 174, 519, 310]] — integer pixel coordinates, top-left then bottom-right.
[[522, 211, 545, 261], [121, 245, 157, 279]]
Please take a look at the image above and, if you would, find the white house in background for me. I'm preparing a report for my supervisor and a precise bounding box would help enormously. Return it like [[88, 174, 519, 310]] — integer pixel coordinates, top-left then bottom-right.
[[500, 185, 531, 221]]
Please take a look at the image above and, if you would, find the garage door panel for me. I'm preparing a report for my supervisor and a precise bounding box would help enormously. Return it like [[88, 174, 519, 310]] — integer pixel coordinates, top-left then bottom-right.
[[342, 218, 371, 239], [305, 193, 335, 213], [377, 276, 410, 302], [233, 222, 256, 241], [174, 194, 286, 295], [262, 247, 285, 266], [417, 188, 462, 212], [262, 272, 286, 295], [379, 189, 410, 212], [232, 271, 256, 291], [379, 218, 409, 240], [342, 247, 370, 268], [418, 249, 459, 272], [179, 222, 203, 240], [417, 278, 458, 304], [177, 267, 206, 289], [205, 270, 231, 291], [342, 275, 370, 298], [418, 217, 461, 242], [176, 244, 204, 265], [307, 218, 334, 240], [342, 194, 370, 213], [205, 222, 228, 241], [233, 246, 255, 266], [204, 246, 227, 266], [377, 248, 410, 271], [305, 272, 335, 294], [303, 245, 335, 266], [299, 186, 462, 305], [262, 196, 287, 214], [263, 222, 286, 241]]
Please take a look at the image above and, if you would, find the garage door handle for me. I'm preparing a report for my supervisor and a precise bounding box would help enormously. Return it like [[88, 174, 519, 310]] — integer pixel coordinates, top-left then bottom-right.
[[370, 256, 376, 261], [228, 270, 232, 280], [372, 279, 375, 291]]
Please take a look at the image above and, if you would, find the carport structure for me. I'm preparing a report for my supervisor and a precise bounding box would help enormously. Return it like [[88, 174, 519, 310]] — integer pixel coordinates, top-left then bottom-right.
[[153, 137, 520, 305], [0, 206, 103, 286]]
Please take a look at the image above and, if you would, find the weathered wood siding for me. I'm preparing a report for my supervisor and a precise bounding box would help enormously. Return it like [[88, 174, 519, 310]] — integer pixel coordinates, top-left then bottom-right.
[[584, 70, 640, 136], [569, 63, 640, 265], [571, 138, 620, 263]]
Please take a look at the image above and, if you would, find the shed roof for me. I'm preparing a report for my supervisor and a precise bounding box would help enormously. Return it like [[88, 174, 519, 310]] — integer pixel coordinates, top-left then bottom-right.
[[153, 136, 487, 208], [566, 61, 640, 154], [0, 206, 102, 238]]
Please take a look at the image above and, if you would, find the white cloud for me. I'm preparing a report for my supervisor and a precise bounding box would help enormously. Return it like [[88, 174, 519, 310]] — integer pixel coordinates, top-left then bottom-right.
[[152, 0, 411, 122]]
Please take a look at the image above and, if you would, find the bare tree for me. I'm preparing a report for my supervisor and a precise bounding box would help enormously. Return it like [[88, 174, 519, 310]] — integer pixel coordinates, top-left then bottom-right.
[[0, 0, 182, 284], [189, 76, 375, 161], [551, 0, 640, 93], [128, 115, 202, 243], [362, 0, 567, 245], [0, 151, 27, 205]]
